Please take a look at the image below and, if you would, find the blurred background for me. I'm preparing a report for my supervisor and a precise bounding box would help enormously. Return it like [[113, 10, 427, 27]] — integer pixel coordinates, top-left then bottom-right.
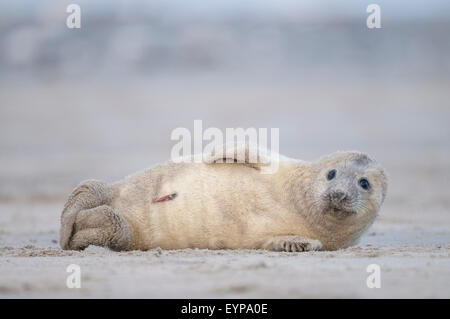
[[0, 0, 449, 298]]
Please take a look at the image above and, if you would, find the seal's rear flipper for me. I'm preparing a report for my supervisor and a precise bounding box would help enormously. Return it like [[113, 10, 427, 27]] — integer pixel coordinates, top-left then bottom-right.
[[60, 180, 112, 250], [69, 205, 132, 251]]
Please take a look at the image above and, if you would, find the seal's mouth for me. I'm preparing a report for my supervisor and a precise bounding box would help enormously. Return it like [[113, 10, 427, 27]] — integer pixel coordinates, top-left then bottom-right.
[[320, 190, 358, 219], [325, 205, 357, 218], [333, 207, 356, 215]]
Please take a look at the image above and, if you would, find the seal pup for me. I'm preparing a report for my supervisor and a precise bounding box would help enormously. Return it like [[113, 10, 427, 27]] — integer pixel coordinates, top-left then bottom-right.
[[60, 143, 387, 252]]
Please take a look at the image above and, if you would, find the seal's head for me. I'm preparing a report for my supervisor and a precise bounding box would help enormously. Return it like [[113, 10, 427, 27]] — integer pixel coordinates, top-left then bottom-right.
[[310, 151, 387, 220], [292, 151, 388, 249]]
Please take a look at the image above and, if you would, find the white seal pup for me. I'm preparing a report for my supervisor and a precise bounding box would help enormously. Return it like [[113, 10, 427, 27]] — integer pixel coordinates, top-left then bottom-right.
[[60, 143, 387, 252]]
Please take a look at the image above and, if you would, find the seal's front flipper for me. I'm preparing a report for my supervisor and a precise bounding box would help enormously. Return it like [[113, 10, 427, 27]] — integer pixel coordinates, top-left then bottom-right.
[[262, 236, 322, 252], [203, 142, 272, 170]]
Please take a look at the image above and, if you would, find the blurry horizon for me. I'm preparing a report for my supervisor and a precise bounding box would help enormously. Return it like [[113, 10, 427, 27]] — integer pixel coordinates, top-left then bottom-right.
[[1, 0, 449, 85]]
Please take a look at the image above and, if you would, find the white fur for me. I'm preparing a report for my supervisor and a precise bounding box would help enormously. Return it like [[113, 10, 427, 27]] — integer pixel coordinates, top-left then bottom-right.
[[60, 143, 388, 252]]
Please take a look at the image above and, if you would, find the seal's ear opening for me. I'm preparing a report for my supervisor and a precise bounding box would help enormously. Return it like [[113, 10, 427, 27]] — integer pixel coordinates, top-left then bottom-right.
[[375, 164, 388, 204]]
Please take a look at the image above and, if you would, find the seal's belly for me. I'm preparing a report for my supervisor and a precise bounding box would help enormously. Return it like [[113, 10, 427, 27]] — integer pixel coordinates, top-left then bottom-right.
[[148, 163, 293, 249]]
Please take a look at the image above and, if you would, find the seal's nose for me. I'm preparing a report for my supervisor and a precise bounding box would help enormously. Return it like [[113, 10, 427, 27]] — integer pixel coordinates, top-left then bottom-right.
[[330, 190, 347, 203]]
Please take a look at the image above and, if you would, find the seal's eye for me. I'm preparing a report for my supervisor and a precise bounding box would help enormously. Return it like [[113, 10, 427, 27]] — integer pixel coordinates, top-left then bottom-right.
[[359, 178, 370, 190], [327, 169, 336, 180]]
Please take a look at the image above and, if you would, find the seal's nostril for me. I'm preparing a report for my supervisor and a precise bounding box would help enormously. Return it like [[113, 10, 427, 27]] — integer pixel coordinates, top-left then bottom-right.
[[331, 190, 347, 202]]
